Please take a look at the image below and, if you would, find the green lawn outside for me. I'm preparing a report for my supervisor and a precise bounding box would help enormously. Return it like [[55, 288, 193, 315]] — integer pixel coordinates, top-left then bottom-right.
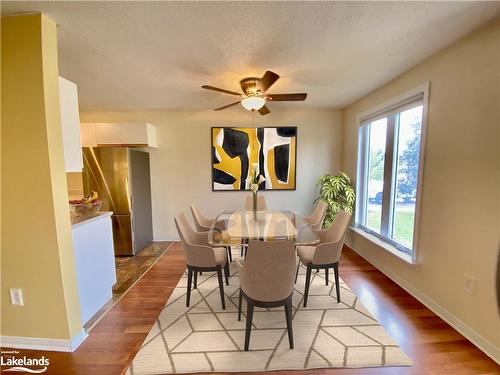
[[366, 209, 414, 248]]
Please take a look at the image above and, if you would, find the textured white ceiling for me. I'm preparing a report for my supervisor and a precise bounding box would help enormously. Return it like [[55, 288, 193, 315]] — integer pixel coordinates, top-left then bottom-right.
[[2, 1, 499, 110]]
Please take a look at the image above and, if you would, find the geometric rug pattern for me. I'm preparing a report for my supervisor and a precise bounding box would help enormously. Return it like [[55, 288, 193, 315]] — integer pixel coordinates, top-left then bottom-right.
[[127, 249, 412, 374]]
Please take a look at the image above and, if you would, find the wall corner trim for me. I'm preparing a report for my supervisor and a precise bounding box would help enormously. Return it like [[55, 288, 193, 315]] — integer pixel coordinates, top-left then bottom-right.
[[346, 243, 500, 365], [0, 329, 88, 352]]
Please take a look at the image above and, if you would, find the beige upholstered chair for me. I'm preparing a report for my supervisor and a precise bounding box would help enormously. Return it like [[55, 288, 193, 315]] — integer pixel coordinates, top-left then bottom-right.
[[174, 213, 229, 309], [296, 211, 351, 307], [236, 240, 296, 351], [191, 204, 232, 262], [190, 204, 213, 232], [244, 195, 267, 211], [304, 200, 329, 230]]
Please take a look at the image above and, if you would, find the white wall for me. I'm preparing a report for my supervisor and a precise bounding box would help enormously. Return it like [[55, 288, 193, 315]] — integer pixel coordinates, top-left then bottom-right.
[[342, 19, 500, 361], [80, 108, 343, 240]]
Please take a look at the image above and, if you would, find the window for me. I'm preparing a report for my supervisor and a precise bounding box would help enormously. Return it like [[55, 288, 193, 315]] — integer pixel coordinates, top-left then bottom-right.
[[356, 85, 428, 257]]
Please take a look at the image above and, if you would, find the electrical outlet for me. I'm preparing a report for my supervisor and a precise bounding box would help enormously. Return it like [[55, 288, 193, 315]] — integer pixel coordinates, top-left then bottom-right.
[[9, 288, 24, 306], [464, 274, 474, 295]]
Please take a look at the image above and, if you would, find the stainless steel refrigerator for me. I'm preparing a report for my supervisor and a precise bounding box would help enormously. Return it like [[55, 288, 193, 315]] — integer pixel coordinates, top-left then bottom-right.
[[82, 147, 153, 256]]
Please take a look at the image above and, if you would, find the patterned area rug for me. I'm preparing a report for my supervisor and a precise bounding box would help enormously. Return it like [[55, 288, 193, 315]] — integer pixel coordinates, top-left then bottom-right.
[[127, 250, 412, 374]]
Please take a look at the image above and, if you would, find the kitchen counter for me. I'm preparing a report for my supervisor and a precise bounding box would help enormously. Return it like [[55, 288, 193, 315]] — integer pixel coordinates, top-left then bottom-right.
[[71, 211, 112, 228], [71, 210, 116, 325]]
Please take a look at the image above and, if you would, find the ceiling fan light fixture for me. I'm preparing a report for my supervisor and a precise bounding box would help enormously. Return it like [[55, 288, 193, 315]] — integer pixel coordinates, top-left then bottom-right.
[[241, 96, 266, 111], [202, 71, 307, 115]]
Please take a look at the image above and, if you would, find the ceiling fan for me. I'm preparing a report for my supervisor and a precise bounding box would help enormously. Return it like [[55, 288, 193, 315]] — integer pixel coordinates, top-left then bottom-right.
[[201, 70, 307, 116]]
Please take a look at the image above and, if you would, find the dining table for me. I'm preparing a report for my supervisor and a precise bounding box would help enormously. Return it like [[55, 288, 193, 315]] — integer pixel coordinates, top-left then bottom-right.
[[208, 210, 320, 247]]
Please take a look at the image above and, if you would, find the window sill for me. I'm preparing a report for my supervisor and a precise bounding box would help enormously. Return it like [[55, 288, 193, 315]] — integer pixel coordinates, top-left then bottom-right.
[[349, 226, 418, 265]]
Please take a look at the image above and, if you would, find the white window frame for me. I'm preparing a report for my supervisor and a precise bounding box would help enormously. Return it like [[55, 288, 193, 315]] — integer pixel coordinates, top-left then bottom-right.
[[355, 82, 430, 264]]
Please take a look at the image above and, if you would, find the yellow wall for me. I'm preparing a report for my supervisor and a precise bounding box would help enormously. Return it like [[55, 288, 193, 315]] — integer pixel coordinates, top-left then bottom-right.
[[80, 108, 343, 240], [342, 18, 500, 358], [1, 14, 82, 340]]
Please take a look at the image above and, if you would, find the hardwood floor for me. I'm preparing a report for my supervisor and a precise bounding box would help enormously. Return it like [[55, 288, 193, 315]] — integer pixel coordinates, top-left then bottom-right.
[[83, 242, 173, 332], [1, 243, 498, 374]]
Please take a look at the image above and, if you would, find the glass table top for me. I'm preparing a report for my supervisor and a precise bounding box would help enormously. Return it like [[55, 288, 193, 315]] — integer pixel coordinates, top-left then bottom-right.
[[208, 210, 319, 246]]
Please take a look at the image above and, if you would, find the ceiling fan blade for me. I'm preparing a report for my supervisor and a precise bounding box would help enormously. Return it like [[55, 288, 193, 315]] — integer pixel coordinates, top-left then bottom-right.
[[267, 93, 307, 101], [202, 85, 241, 96], [259, 71, 280, 92], [214, 101, 241, 111], [257, 105, 271, 116]]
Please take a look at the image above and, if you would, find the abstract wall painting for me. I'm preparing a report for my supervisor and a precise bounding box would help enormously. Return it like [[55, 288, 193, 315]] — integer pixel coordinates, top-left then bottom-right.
[[212, 127, 297, 191]]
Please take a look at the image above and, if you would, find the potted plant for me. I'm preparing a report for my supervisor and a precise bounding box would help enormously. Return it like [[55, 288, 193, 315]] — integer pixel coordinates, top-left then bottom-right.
[[315, 172, 355, 228]]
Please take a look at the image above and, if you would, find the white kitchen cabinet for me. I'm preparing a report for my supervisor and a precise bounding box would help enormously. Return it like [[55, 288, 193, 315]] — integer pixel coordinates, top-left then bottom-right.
[[95, 122, 123, 145], [81, 122, 157, 148], [59, 77, 83, 171], [121, 123, 157, 147], [71, 212, 116, 326], [80, 123, 97, 147]]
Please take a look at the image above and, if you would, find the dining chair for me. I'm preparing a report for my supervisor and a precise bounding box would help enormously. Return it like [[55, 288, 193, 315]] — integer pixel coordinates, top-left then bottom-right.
[[244, 195, 267, 210], [236, 240, 296, 351], [295, 211, 351, 307], [304, 200, 329, 230], [174, 213, 230, 309], [190, 204, 213, 231], [191, 204, 232, 262]]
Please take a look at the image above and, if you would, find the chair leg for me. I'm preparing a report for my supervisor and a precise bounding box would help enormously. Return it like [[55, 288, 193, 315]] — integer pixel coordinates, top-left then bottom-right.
[[240, 238, 247, 257], [244, 299, 254, 351], [316, 268, 319, 273], [295, 262, 300, 283], [284, 301, 294, 349], [325, 268, 329, 285], [303, 265, 312, 307], [227, 246, 233, 262], [193, 270, 198, 289], [186, 268, 193, 307], [224, 261, 230, 286], [238, 289, 242, 321], [333, 263, 340, 303], [216, 267, 226, 310], [199, 272, 202, 275]]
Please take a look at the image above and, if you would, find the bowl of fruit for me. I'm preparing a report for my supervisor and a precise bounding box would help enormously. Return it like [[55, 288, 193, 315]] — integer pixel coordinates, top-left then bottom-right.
[[69, 191, 102, 217]]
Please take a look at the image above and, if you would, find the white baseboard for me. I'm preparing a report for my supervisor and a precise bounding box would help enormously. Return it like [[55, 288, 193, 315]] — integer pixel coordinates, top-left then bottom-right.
[[1, 329, 88, 352], [347, 244, 500, 365], [153, 236, 179, 242], [70, 329, 88, 351]]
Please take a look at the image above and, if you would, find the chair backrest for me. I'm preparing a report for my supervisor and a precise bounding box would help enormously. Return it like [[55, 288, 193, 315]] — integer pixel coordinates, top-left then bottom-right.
[[190, 204, 213, 232], [313, 211, 352, 265], [174, 213, 216, 267], [239, 240, 296, 302], [308, 200, 329, 229], [244, 195, 267, 210]]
